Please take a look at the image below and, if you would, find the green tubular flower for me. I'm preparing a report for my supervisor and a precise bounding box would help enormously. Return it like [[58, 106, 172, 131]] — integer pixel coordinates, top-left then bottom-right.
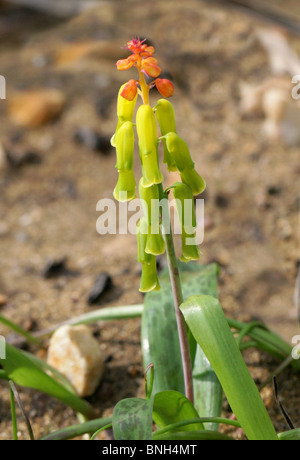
[[113, 121, 136, 202], [155, 99, 177, 171], [139, 179, 165, 256], [172, 181, 200, 263], [136, 104, 163, 187], [163, 132, 206, 196], [111, 83, 138, 147], [137, 218, 160, 292]]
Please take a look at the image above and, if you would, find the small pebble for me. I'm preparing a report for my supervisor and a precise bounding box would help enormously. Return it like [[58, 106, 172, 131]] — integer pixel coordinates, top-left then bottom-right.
[[7, 89, 65, 128], [6, 147, 42, 168], [47, 324, 104, 397], [43, 258, 68, 279], [214, 193, 230, 208], [267, 185, 282, 196], [88, 272, 113, 305], [74, 127, 112, 154], [0, 294, 8, 306]]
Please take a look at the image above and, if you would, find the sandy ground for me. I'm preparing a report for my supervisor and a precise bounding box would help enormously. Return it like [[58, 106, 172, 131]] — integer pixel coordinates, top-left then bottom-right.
[[0, 0, 299, 440]]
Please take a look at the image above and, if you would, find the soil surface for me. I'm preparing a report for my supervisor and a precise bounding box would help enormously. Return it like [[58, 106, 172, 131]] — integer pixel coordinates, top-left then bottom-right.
[[0, 0, 299, 440]]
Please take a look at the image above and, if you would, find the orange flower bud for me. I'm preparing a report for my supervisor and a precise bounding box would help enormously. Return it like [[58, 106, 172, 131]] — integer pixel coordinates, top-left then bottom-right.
[[155, 78, 175, 98], [121, 79, 138, 101], [142, 57, 161, 78], [116, 57, 134, 71], [141, 45, 155, 57]]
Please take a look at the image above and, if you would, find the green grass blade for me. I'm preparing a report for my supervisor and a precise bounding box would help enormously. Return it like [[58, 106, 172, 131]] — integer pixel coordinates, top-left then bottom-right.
[[152, 416, 240, 439], [180, 295, 278, 440], [153, 390, 204, 432], [0, 343, 94, 418], [179, 263, 223, 425], [35, 304, 144, 337], [112, 397, 153, 440], [153, 430, 234, 440], [278, 429, 300, 440], [228, 318, 300, 371], [0, 314, 40, 345], [40, 417, 112, 440], [90, 423, 112, 440], [9, 381, 18, 440]]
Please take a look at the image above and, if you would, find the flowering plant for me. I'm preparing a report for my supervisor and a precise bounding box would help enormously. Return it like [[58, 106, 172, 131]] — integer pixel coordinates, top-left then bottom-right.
[[0, 38, 299, 442]]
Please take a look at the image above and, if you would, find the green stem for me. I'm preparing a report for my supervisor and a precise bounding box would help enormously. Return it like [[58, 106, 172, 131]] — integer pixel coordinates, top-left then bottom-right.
[[159, 185, 194, 403], [9, 383, 18, 440]]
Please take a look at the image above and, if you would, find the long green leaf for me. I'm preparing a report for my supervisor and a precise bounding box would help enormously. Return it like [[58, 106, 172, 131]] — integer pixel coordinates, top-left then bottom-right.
[[35, 304, 144, 338], [0, 344, 94, 418], [179, 263, 223, 427], [154, 430, 233, 440], [112, 397, 153, 440], [9, 381, 18, 440], [40, 417, 112, 440], [153, 390, 204, 432], [278, 429, 300, 440], [180, 295, 278, 440], [0, 314, 40, 345], [152, 416, 240, 439]]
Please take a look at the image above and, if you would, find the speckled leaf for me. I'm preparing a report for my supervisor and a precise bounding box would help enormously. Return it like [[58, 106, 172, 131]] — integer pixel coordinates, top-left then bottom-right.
[[141, 260, 223, 422], [112, 397, 153, 440]]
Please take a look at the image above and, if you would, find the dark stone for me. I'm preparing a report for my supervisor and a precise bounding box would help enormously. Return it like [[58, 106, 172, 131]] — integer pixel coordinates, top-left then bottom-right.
[[74, 127, 112, 154], [6, 148, 42, 168], [267, 185, 282, 196], [87, 272, 113, 305], [214, 193, 230, 208], [43, 258, 68, 279]]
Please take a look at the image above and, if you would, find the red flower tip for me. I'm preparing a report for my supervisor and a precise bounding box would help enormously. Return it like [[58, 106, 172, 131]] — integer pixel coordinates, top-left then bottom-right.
[[155, 78, 175, 98], [142, 57, 161, 78], [121, 79, 138, 101], [126, 38, 147, 54]]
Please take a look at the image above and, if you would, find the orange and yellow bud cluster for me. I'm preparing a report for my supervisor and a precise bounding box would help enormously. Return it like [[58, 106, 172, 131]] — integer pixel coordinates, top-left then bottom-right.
[[112, 38, 206, 292], [116, 38, 174, 102]]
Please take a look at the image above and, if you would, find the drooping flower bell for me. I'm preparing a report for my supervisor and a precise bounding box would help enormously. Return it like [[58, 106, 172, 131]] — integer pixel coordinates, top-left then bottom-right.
[[111, 82, 138, 147], [171, 182, 200, 262], [162, 132, 206, 196], [155, 99, 177, 171], [113, 121, 136, 202], [137, 217, 160, 292], [136, 104, 163, 187], [139, 179, 165, 256]]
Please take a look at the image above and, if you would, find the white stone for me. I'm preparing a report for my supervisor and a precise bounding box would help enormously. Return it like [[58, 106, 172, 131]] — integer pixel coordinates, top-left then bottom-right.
[[47, 324, 104, 397]]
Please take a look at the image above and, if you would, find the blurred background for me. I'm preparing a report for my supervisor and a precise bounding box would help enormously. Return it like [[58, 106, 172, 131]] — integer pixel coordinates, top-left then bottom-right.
[[0, 0, 299, 438]]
